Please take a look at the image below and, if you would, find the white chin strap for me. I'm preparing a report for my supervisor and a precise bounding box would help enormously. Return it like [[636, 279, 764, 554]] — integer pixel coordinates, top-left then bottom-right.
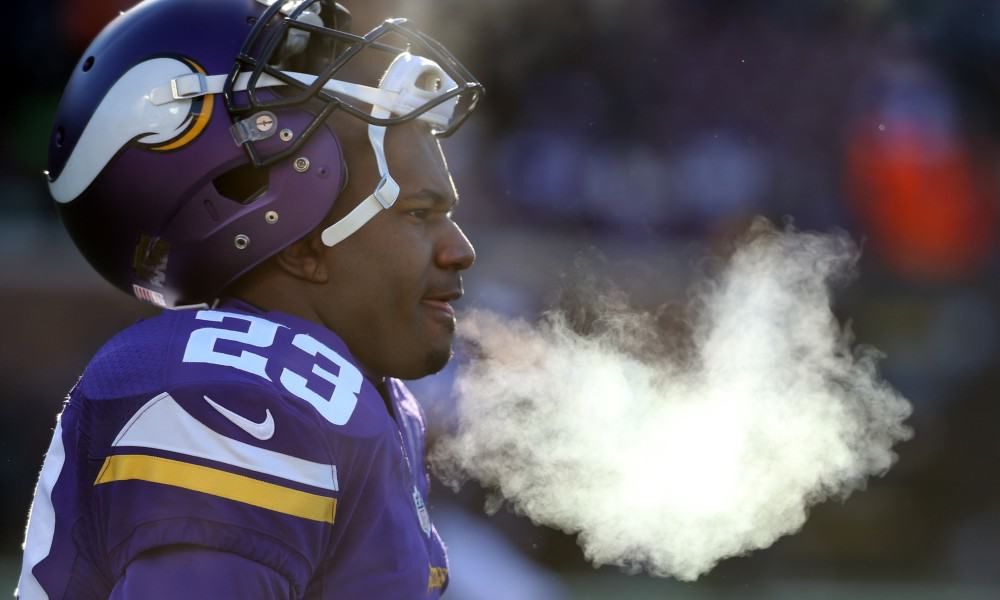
[[319, 99, 399, 246], [151, 51, 458, 248], [316, 85, 395, 248], [319, 52, 458, 246]]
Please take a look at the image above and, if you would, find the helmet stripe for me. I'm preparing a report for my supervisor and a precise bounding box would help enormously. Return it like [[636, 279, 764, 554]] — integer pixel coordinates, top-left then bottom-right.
[[152, 59, 214, 152]]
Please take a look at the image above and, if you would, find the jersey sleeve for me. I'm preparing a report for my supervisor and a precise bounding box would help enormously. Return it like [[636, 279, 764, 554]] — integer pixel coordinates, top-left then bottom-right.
[[88, 381, 338, 597], [109, 546, 292, 600]]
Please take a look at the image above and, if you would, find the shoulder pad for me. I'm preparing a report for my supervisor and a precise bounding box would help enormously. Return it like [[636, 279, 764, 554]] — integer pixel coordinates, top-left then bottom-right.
[[80, 311, 184, 400]]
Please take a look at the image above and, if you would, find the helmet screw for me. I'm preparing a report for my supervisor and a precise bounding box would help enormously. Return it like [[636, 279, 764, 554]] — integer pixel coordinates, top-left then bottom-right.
[[279, 128, 294, 142], [293, 157, 311, 173], [265, 210, 279, 224], [234, 234, 250, 250], [255, 113, 275, 133]]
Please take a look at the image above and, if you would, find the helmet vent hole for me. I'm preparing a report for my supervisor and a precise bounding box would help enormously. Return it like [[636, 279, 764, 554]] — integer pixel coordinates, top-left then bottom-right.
[[82, 56, 95, 72], [213, 163, 269, 205], [55, 127, 65, 148]]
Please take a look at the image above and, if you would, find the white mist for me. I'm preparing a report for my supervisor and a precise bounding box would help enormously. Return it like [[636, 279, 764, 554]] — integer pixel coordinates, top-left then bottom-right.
[[431, 221, 912, 580]]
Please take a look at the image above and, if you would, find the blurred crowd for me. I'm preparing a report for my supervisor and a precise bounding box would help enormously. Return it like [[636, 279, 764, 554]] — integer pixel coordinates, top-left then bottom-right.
[[4, 0, 1000, 594]]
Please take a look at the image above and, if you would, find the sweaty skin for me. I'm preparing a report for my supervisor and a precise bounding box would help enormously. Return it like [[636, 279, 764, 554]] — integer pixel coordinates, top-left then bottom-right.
[[231, 115, 476, 381]]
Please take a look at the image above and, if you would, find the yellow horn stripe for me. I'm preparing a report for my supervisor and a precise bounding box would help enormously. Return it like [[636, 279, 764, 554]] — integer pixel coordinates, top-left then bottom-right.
[[152, 92, 214, 152], [95, 454, 336, 524]]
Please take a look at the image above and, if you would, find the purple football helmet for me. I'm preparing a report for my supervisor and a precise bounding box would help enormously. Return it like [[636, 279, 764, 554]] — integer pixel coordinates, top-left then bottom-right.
[[48, 0, 482, 307]]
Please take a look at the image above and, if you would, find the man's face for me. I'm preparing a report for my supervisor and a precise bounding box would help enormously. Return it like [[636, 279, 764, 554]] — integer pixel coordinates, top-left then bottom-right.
[[314, 118, 475, 380]]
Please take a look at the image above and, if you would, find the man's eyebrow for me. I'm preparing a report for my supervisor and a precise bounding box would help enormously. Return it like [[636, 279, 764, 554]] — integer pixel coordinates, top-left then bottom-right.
[[406, 188, 458, 209]]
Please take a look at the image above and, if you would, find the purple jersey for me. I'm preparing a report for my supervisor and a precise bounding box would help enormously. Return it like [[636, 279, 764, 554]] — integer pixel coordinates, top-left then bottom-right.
[[19, 299, 449, 599]]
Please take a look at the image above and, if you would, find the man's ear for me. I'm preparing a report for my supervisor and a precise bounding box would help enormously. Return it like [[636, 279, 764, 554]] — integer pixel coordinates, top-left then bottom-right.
[[275, 232, 329, 284]]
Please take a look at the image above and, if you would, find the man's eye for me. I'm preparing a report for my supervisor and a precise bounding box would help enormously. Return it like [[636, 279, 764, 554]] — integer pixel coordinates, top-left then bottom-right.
[[407, 209, 431, 220]]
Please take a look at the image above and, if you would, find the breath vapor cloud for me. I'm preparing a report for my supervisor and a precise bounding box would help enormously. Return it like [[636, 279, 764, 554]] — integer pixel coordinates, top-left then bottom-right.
[[430, 220, 912, 581]]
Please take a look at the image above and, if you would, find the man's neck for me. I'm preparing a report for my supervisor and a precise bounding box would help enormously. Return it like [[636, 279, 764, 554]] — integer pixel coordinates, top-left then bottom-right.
[[224, 276, 388, 384]]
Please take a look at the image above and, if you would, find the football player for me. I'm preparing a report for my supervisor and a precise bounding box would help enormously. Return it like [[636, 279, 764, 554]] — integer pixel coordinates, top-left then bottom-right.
[[18, 0, 482, 598]]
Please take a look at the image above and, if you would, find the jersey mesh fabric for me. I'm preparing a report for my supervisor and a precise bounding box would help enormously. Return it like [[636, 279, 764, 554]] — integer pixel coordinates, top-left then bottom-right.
[[80, 316, 174, 400]]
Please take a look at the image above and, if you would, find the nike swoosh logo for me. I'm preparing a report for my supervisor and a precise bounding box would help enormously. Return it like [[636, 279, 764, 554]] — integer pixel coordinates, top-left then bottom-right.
[[203, 395, 275, 441]]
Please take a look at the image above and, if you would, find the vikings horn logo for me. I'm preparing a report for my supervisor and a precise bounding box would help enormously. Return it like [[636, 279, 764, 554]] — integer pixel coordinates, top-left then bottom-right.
[[49, 56, 216, 205], [145, 57, 214, 152]]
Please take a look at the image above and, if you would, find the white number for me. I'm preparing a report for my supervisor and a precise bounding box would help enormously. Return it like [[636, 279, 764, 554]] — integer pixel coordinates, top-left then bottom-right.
[[182, 311, 282, 381], [280, 334, 361, 426], [182, 311, 360, 425]]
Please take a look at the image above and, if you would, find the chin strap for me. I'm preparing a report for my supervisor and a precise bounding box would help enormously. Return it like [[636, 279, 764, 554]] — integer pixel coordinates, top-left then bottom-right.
[[319, 51, 457, 247], [319, 103, 400, 246]]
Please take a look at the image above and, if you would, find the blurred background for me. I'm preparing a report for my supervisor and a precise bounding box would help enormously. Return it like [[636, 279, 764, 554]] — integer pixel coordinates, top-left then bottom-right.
[[5, 0, 1000, 598]]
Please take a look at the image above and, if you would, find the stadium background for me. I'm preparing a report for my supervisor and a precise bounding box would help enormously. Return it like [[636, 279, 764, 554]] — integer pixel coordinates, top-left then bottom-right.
[[3, 0, 1000, 598]]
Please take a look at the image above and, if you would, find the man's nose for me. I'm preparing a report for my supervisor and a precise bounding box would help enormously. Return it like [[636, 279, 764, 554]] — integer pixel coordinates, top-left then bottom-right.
[[436, 220, 476, 271]]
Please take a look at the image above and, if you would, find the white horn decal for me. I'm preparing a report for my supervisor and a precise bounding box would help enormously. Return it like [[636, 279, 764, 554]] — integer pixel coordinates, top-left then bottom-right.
[[50, 57, 207, 204]]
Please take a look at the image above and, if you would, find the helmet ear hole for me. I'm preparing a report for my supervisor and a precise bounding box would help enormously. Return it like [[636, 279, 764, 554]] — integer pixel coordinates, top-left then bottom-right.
[[213, 163, 269, 204]]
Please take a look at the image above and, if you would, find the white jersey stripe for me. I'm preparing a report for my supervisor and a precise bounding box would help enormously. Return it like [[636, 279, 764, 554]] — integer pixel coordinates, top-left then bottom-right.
[[112, 393, 338, 492], [18, 418, 66, 600]]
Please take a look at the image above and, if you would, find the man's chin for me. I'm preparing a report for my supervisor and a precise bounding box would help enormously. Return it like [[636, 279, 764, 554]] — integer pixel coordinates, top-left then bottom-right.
[[400, 326, 455, 379], [421, 346, 453, 377]]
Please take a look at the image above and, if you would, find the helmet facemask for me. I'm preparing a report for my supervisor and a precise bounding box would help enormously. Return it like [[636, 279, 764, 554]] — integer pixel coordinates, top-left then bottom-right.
[[223, 0, 483, 246]]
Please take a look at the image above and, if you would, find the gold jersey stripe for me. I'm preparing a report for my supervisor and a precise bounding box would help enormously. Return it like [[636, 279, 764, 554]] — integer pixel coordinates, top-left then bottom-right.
[[428, 566, 448, 591], [95, 454, 336, 524]]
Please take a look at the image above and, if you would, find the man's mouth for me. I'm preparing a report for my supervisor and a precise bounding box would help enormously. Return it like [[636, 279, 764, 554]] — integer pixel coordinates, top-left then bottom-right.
[[421, 290, 462, 320], [421, 299, 456, 319]]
